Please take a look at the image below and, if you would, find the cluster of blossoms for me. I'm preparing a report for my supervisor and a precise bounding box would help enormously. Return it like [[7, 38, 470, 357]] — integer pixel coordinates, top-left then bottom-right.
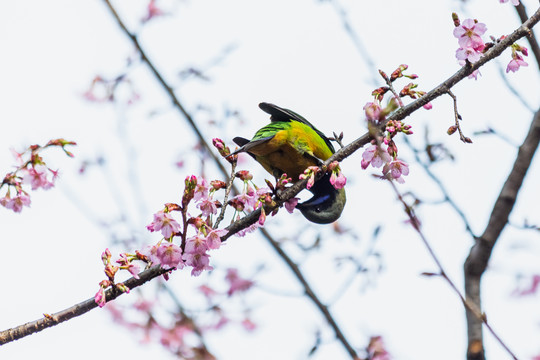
[[506, 42, 529, 73], [360, 66, 419, 183], [95, 175, 231, 307], [95, 135, 291, 307], [0, 139, 76, 213], [95, 248, 140, 307], [299, 160, 347, 191], [103, 267, 256, 359], [452, 13, 528, 79]]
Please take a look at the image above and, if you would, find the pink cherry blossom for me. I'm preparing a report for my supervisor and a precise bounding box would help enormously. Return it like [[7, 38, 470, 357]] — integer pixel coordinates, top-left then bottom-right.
[[205, 228, 227, 250], [258, 207, 266, 226], [95, 287, 107, 308], [199, 284, 217, 299], [196, 196, 218, 217], [4, 194, 31, 213], [0, 195, 9, 207], [22, 164, 55, 190], [141, 0, 165, 23], [456, 47, 482, 63], [506, 53, 528, 73], [330, 170, 347, 189], [241, 318, 257, 331], [225, 268, 254, 296], [156, 242, 184, 270], [126, 263, 140, 279], [147, 211, 181, 239], [468, 69, 481, 80], [183, 252, 213, 276], [361, 144, 392, 169], [453, 19, 486, 51], [284, 197, 299, 213], [140, 244, 161, 265], [363, 102, 382, 122], [383, 159, 410, 184], [299, 167, 319, 190], [235, 216, 260, 237], [367, 336, 391, 360], [193, 178, 209, 201], [184, 234, 208, 254], [231, 185, 257, 211]]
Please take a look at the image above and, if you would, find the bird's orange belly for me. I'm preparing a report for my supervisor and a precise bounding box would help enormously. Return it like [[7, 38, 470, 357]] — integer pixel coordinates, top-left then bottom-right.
[[252, 142, 316, 180]]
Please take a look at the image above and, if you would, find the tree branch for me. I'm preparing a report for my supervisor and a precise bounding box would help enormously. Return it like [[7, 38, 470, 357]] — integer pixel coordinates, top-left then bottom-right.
[[463, 105, 540, 360], [0, 265, 169, 345]]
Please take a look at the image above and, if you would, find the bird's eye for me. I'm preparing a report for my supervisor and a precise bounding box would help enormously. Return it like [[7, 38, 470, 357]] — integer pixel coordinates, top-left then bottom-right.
[[315, 207, 321, 212]]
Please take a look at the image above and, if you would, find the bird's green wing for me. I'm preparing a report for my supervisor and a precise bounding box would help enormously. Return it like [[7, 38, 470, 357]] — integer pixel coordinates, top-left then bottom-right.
[[230, 135, 276, 157], [258, 102, 335, 153]]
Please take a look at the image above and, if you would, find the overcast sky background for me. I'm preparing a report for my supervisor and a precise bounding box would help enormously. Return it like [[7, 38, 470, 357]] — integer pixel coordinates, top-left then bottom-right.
[[1, 0, 539, 359]]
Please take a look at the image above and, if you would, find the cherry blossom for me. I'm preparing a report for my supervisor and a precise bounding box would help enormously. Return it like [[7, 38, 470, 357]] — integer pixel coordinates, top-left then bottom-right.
[[383, 159, 410, 184], [22, 164, 55, 190], [506, 53, 528, 73], [147, 211, 181, 239], [183, 252, 213, 276], [206, 228, 227, 250], [156, 242, 184, 270], [225, 268, 254, 296], [3, 194, 31, 213], [453, 19, 487, 51], [361, 144, 392, 169]]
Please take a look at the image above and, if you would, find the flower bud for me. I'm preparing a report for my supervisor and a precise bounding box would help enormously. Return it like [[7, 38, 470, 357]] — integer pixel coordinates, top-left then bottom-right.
[[236, 170, 253, 181], [447, 125, 458, 135]]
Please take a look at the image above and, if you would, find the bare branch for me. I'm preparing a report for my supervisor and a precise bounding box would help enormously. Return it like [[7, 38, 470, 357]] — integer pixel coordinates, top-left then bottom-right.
[[464, 106, 540, 360], [0, 266, 169, 345]]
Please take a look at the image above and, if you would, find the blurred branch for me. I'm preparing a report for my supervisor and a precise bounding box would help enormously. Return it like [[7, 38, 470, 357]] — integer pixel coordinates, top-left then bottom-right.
[[326, 0, 379, 86], [259, 228, 360, 359], [403, 136, 477, 238], [102, 0, 230, 180], [464, 106, 540, 360], [387, 179, 519, 360]]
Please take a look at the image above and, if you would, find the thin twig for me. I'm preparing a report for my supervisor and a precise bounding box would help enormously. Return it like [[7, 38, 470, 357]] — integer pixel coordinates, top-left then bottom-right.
[[403, 136, 477, 238], [102, 0, 230, 181], [258, 227, 360, 359], [387, 179, 519, 360], [447, 90, 472, 143], [213, 161, 236, 229]]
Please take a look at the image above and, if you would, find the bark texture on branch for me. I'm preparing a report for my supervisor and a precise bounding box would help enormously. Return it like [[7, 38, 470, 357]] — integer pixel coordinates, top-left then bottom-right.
[[464, 108, 540, 360]]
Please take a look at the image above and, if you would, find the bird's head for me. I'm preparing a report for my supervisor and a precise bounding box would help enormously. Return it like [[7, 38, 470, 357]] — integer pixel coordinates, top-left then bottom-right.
[[296, 186, 346, 224]]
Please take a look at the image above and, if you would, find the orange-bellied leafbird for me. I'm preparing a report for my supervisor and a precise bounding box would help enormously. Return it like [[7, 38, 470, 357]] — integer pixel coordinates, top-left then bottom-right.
[[231, 102, 346, 224]]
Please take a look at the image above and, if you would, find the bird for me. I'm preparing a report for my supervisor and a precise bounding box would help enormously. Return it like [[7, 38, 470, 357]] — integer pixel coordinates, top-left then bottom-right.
[[230, 102, 346, 224]]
